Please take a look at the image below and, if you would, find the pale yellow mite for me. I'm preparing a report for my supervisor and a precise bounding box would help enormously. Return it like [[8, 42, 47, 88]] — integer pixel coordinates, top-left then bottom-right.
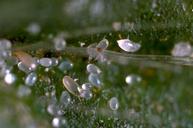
[[13, 51, 35, 68]]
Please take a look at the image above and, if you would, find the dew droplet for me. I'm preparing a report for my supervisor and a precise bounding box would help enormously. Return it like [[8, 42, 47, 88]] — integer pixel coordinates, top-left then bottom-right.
[[17, 62, 31, 73], [52, 117, 67, 128], [4, 73, 16, 85], [47, 104, 60, 116], [109, 97, 119, 111], [79, 89, 93, 100], [62, 76, 79, 96], [88, 73, 101, 87], [39, 58, 53, 67], [53, 37, 66, 51], [82, 83, 92, 90], [0, 65, 11, 77], [17, 85, 31, 97], [0, 39, 12, 50], [25, 72, 37, 86], [171, 42, 192, 57], [58, 60, 73, 72], [51, 58, 59, 66], [112, 22, 122, 31], [125, 74, 142, 85], [86, 64, 101, 74], [117, 39, 141, 52], [60, 91, 71, 107], [26, 22, 41, 35]]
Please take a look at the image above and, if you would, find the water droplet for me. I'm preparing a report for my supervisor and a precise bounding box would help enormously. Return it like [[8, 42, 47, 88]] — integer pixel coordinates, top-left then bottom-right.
[[53, 37, 66, 51], [47, 104, 60, 116], [171, 42, 192, 57], [52, 117, 67, 128], [112, 22, 122, 31], [125, 74, 142, 85], [17, 85, 31, 97], [82, 83, 92, 90], [51, 58, 59, 66], [109, 97, 119, 111], [96, 39, 109, 52], [26, 22, 41, 35], [39, 58, 53, 67], [60, 91, 71, 107], [62, 76, 79, 96], [58, 60, 73, 72], [4, 73, 16, 85], [0, 39, 12, 50], [29, 58, 39, 71], [86, 64, 101, 74], [79, 89, 93, 100], [25, 72, 37, 86], [0, 50, 12, 58], [117, 39, 141, 52], [88, 73, 101, 87], [0, 65, 11, 77], [18, 62, 31, 73]]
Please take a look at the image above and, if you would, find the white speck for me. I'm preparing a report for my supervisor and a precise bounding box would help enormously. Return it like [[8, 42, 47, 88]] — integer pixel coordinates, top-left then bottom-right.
[[79, 89, 93, 100], [0, 39, 12, 50], [4, 73, 16, 85], [109, 97, 119, 111], [52, 117, 60, 128], [60, 91, 71, 106], [58, 60, 73, 72], [86, 64, 101, 74], [62, 76, 79, 96], [25, 72, 37, 86], [39, 58, 53, 67], [52, 117, 67, 128], [125, 74, 142, 85], [96, 39, 109, 52], [79, 42, 85, 47], [17, 85, 31, 97], [117, 39, 141, 52], [171, 42, 192, 57], [88, 73, 101, 87], [26, 22, 41, 35], [53, 37, 66, 51]]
